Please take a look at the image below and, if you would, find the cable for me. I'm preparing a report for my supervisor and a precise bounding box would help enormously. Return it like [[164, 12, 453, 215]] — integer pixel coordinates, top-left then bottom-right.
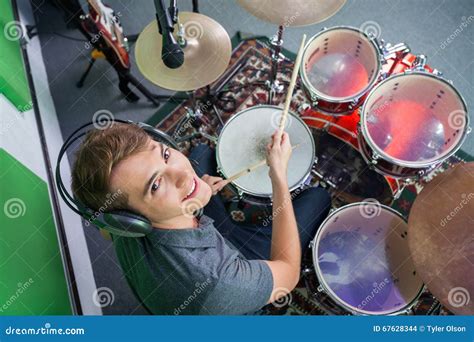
[[50, 31, 88, 42]]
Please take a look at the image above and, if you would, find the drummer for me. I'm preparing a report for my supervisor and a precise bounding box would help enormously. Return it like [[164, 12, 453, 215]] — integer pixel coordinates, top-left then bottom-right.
[[71, 123, 331, 314]]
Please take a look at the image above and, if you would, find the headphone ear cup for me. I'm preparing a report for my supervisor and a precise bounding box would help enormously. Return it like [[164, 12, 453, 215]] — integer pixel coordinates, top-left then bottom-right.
[[95, 210, 153, 238]]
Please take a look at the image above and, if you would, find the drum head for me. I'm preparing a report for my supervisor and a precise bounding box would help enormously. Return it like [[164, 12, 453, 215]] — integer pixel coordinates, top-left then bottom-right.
[[217, 105, 315, 197], [361, 72, 469, 167], [312, 203, 423, 315], [302, 26, 380, 101]]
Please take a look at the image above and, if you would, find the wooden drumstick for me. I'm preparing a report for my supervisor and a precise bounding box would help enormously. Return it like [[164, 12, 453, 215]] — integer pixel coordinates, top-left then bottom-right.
[[278, 34, 307, 135], [226, 144, 300, 182]]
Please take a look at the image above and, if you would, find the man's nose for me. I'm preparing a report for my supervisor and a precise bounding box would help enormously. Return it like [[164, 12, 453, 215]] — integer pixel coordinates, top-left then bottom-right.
[[168, 165, 189, 189]]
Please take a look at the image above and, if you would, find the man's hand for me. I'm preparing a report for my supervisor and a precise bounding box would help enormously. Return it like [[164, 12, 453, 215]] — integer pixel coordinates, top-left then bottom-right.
[[202, 174, 229, 195], [266, 130, 292, 183]]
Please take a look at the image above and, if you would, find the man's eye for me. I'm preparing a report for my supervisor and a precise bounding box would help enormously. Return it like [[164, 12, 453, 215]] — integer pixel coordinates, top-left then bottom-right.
[[151, 179, 160, 193], [164, 148, 170, 162]]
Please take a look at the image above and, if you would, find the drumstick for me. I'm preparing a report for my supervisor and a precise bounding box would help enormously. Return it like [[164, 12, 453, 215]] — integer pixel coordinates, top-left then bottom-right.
[[226, 144, 300, 182], [278, 34, 307, 135]]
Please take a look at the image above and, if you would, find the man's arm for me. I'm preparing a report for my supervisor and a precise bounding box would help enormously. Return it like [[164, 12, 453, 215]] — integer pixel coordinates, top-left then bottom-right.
[[263, 131, 301, 303]]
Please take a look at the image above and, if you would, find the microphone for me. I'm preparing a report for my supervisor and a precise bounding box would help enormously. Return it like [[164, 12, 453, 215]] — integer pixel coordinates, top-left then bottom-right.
[[154, 0, 184, 69]]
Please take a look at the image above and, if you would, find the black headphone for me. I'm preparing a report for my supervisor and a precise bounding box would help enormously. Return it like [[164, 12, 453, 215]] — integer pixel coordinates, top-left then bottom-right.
[[55, 119, 179, 238]]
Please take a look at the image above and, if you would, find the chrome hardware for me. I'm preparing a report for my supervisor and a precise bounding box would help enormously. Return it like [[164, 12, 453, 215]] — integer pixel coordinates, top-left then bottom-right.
[[382, 42, 410, 60], [310, 94, 319, 106], [371, 152, 380, 164], [177, 24, 186, 47], [348, 98, 359, 110], [412, 54, 428, 71]]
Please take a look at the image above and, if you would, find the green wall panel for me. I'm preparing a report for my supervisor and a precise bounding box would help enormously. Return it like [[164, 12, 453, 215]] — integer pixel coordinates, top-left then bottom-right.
[[0, 148, 72, 315], [0, 0, 32, 111]]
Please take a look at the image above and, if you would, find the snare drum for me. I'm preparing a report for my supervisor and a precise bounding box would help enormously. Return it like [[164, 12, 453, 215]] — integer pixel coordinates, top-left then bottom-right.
[[300, 26, 382, 115], [358, 71, 470, 178], [216, 105, 315, 202], [310, 202, 424, 315]]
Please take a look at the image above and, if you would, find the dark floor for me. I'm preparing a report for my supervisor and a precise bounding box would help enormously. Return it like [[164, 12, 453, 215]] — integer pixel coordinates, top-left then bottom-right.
[[31, 0, 473, 314]]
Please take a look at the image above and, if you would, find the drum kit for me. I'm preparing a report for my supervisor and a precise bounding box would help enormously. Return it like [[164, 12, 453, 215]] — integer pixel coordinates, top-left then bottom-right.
[[134, 1, 472, 315]]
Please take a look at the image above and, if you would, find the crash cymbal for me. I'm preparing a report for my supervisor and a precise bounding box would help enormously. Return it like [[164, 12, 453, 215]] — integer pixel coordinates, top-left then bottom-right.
[[408, 163, 474, 315], [135, 12, 231, 91], [237, 0, 346, 27]]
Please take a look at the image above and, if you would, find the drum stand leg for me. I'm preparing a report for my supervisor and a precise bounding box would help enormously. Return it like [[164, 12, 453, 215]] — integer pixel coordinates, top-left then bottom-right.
[[266, 25, 285, 104], [393, 181, 407, 200]]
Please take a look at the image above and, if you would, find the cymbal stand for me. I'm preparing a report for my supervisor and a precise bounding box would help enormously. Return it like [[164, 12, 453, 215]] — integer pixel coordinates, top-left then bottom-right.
[[267, 25, 286, 104]]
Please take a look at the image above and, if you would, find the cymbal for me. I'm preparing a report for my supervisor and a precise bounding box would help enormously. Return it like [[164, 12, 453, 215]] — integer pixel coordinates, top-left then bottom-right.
[[237, 0, 346, 27], [408, 163, 474, 315], [135, 12, 231, 91]]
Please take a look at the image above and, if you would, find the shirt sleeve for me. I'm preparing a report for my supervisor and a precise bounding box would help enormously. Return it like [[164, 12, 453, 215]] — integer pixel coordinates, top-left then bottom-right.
[[201, 256, 274, 315]]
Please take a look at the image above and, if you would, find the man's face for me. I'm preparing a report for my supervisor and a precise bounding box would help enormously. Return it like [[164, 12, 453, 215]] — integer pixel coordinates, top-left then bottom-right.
[[109, 139, 212, 227]]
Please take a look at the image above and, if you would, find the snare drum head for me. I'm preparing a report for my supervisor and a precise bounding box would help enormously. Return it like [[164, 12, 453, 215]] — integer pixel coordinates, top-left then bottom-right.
[[361, 73, 469, 166], [217, 106, 315, 196], [313, 203, 423, 315], [302, 27, 380, 100]]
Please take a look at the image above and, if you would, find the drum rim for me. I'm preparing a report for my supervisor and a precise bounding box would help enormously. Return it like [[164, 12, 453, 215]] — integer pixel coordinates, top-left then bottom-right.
[[300, 25, 382, 103], [311, 202, 424, 315], [216, 105, 316, 197], [360, 71, 470, 168]]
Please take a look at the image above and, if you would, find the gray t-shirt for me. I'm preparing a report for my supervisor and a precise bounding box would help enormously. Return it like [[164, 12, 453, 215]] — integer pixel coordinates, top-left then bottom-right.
[[112, 215, 273, 315]]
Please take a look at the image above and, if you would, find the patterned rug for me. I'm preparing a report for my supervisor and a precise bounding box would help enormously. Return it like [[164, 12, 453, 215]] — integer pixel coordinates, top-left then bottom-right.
[[149, 35, 473, 316]]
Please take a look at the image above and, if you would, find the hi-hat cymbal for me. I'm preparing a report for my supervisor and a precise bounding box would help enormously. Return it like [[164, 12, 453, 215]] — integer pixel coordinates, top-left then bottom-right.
[[237, 0, 346, 27], [135, 12, 231, 91], [408, 163, 474, 315]]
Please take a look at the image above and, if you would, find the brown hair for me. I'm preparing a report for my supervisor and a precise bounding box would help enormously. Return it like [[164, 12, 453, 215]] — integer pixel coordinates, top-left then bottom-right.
[[71, 123, 150, 212]]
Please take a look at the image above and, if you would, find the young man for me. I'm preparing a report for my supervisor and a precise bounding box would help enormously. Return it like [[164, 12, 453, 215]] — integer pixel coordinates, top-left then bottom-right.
[[72, 122, 331, 314]]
